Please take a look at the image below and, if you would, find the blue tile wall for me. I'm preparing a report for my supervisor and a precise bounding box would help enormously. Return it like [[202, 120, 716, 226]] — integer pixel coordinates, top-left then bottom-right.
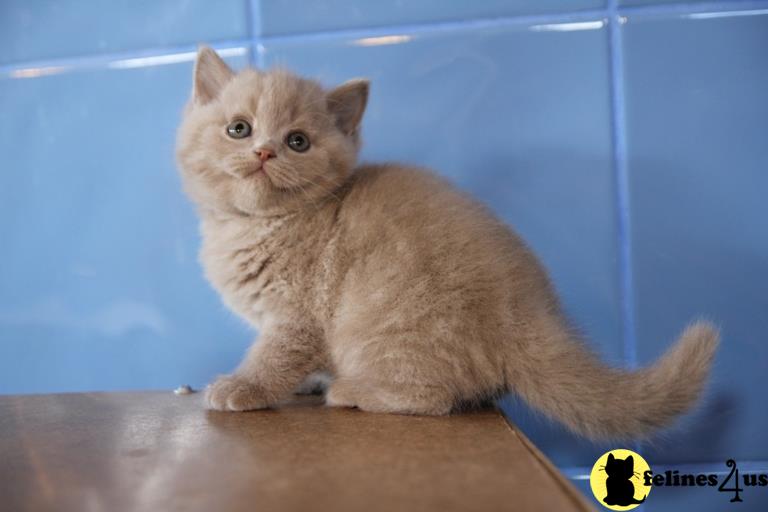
[[623, 10, 768, 465], [0, 51, 251, 393], [0, 0, 248, 65], [2, 1, 767, 511]]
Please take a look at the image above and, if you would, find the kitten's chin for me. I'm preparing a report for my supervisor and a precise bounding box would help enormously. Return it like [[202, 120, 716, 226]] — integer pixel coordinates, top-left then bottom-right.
[[229, 180, 302, 217], [235, 169, 264, 182]]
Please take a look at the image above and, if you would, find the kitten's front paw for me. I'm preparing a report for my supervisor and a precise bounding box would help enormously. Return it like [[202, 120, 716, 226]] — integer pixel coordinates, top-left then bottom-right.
[[205, 375, 270, 411]]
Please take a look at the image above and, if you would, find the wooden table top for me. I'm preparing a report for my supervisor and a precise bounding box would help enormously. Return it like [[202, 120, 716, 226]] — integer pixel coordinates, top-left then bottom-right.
[[0, 391, 593, 512]]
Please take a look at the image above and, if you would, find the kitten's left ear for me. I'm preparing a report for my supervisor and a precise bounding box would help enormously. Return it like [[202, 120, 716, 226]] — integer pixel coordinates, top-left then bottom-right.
[[193, 46, 234, 104], [327, 79, 370, 135]]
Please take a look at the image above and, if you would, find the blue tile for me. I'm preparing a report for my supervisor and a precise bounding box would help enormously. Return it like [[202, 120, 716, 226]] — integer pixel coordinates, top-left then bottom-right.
[[0, 50, 252, 394], [623, 11, 768, 462], [263, 20, 621, 467], [0, 0, 248, 65], [255, 0, 606, 36]]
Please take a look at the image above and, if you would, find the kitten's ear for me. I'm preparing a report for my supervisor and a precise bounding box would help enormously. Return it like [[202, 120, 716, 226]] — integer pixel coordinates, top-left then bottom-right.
[[193, 46, 234, 104], [608, 454, 615, 462], [626, 456, 634, 464], [327, 79, 370, 135]]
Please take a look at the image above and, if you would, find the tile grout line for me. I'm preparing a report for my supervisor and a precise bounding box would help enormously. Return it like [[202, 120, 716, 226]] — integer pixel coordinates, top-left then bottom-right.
[[246, 0, 268, 69], [607, 0, 637, 373], [245, 0, 259, 67], [246, 0, 265, 67], [3, 0, 768, 75], [0, 39, 253, 77], [606, 0, 643, 491], [620, 0, 768, 16], [252, 9, 609, 46]]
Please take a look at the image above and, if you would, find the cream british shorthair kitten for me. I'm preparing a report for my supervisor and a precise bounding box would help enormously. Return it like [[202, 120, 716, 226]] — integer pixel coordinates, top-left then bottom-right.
[[176, 47, 718, 440]]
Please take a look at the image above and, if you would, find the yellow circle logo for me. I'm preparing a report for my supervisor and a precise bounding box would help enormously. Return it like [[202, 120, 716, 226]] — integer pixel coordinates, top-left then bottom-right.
[[590, 449, 652, 510]]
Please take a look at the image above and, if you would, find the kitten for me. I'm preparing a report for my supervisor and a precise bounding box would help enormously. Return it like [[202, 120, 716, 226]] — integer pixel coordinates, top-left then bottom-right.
[[603, 454, 646, 506], [175, 47, 719, 440]]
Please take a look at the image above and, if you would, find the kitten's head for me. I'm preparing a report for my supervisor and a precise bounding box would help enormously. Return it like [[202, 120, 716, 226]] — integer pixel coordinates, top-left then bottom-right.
[[605, 453, 634, 479], [176, 47, 369, 216]]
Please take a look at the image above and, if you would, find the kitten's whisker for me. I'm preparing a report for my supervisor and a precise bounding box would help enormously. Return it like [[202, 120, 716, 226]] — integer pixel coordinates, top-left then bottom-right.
[[267, 165, 342, 205], [289, 172, 343, 203], [294, 183, 323, 214], [265, 166, 298, 189]]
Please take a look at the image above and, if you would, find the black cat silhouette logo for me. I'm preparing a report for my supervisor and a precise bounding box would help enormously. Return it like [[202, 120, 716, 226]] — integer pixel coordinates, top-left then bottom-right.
[[590, 449, 652, 510]]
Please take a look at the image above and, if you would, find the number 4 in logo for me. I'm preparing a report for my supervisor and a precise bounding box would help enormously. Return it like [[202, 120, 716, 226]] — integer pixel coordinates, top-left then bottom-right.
[[718, 459, 743, 502]]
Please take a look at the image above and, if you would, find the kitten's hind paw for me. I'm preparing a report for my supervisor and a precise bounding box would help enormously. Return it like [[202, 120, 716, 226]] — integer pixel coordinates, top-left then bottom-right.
[[325, 379, 359, 408], [205, 375, 270, 411], [327, 378, 453, 415]]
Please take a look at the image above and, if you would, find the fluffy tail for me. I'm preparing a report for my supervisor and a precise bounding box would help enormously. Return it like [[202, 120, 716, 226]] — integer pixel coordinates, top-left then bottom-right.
[[509, 319, 719, 440]]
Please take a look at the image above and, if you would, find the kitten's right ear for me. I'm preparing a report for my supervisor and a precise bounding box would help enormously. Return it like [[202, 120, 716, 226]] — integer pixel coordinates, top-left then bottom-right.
[[193, 46, 234, 104], [608, 453, 615, 462], [327, 78, 370, 135]]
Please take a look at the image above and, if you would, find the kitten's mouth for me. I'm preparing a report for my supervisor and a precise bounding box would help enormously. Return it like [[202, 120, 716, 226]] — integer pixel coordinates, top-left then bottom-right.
[[239, 163, 266, 179]]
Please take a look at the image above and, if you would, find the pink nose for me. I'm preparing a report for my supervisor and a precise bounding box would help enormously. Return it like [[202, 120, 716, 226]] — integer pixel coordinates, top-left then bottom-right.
[[255, 148, 275, 162]]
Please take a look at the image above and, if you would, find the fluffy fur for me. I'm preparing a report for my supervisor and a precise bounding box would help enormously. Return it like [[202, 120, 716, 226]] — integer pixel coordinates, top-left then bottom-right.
[[175, 47, 719, 440]]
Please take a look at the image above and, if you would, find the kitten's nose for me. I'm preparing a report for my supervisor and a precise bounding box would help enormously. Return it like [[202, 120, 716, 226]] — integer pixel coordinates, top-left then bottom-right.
[[255, 147, 275, 162]]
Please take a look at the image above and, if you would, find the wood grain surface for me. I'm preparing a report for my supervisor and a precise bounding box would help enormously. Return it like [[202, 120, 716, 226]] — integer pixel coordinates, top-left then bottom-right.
[[0, 391, 593, 511]]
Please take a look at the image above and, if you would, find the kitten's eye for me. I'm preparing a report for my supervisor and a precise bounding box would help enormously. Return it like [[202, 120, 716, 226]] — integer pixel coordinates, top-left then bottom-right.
[[285, 131, 310, 152], [226, 120, 252, 139]]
